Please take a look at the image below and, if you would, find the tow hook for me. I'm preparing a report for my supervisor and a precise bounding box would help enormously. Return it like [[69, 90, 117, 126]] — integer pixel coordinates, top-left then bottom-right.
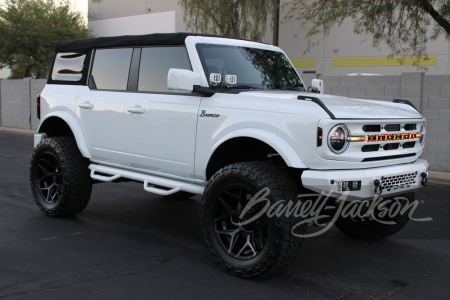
[[421, 172, 428, 187], [374, 179, 382, 195]]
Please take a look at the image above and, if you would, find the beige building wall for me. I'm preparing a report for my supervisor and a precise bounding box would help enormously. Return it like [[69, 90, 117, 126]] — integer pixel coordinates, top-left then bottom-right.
[[281, 17, 450, 77], [89, 0, 187, 32], [279, 0, 450, 77], [88, 0, 450, 77], [89, 11, 176, 36]]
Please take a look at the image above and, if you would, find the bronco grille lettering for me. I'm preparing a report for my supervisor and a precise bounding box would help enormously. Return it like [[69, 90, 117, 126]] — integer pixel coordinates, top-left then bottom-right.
[[366, 133, 421, 142], [199, 110, 220, 118]]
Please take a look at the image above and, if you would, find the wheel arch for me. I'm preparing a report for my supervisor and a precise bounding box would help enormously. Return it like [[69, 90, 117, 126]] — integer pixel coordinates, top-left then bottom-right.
[[204, 129, 307, 180], [38, 112, 91, 159]]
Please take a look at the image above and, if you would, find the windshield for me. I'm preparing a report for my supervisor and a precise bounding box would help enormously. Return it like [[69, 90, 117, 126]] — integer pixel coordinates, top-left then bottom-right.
[[196, 44, 305, 91]]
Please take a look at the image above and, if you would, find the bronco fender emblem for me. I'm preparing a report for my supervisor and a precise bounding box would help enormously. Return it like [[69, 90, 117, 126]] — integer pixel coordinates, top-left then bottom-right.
[[199, 110, 220, 118]]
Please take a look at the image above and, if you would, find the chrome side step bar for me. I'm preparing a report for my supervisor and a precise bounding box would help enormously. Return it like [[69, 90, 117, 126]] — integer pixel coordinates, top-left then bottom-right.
[[89, 164, 205, 196]]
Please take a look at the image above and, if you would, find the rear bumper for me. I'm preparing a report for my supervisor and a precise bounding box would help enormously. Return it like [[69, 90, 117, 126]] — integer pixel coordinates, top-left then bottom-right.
[[301, 159, 429, 199]]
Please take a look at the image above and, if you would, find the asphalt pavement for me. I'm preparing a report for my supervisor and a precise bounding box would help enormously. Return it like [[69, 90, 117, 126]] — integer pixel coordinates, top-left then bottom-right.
[[0, 131, 449, 299]]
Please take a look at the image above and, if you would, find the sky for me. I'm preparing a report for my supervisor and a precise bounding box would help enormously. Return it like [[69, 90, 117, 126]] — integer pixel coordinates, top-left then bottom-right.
[[69, 0, 88, 21], [0, 0, 88, 17]]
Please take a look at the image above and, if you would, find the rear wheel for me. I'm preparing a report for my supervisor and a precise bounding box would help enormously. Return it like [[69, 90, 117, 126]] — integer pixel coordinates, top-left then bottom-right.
[[201, 162, 303, 277], [30, 137, 92, 217]]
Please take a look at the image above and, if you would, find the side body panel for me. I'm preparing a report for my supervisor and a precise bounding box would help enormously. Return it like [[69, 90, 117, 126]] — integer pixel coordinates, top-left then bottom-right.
[[194, 93, 328, 180], [122, 92, 201, 179], [38, 84, 91, 158], [75, 87, 126, 164]]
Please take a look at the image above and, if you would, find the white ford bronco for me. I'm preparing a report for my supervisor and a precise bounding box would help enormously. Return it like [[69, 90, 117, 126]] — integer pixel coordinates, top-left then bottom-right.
[[31, 33, 429, 277]]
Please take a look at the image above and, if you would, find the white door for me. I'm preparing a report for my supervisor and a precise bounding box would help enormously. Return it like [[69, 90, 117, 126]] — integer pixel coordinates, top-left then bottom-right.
[[76, 48, 133, 164], [121, 46, 200, 179], [122, 94, 200, 179]]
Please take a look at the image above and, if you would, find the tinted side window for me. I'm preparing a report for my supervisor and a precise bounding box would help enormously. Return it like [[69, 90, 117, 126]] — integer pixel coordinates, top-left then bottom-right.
[[51, 52, 86, 82], [138, 47, 191, 93], [91, 48, 133, 91]]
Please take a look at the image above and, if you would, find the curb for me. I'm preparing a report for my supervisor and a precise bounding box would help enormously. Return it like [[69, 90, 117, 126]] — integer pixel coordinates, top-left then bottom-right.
[[0, 127, 36, 135], [428, 171, 450, 184]]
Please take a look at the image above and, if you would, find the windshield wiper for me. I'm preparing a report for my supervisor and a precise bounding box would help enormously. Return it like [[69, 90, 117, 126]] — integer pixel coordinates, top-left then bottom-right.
[[231, 85, 262, 90], [278, 86, 306, 92]]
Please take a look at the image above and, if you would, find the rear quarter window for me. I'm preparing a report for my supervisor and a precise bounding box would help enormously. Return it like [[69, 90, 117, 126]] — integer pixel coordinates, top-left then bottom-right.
[[51, 52, 87, 82]]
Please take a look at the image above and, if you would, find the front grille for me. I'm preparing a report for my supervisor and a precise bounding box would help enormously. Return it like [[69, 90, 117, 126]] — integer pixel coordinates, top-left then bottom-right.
[[381, 172, 417, 192], [357, 121, 422, 158], [404, 124, 417, 131], [383, 143, 400, 150], [384, 124, 400, 131], [403, 141, 416, 149], [318, 119, 424, 164], [362, 153, 416, 162], [363, 125, 381, 132], [361, 144, 380, 152]]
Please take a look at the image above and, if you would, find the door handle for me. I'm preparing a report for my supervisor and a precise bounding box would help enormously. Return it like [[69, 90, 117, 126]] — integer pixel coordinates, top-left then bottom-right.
[[78, 102, 94, 109], [127, 106, 146, 114]]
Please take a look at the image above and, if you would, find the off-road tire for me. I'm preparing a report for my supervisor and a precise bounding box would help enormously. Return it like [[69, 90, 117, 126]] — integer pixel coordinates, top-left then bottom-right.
[[30, 137, 92, 217], [201, 162, 303, 278], [335, 192, 415, 240]]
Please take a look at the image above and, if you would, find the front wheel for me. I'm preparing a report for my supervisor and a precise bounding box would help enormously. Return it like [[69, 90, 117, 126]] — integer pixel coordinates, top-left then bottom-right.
[[335, 193, 415, 240], [201, 162, 303, 277], [30, 137, 92, 217]]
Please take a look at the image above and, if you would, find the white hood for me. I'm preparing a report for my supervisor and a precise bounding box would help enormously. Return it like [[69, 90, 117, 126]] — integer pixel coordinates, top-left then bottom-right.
[[241, 91, 423, 119]]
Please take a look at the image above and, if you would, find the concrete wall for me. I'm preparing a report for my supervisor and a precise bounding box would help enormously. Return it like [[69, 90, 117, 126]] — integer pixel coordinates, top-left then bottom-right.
[[0, 76, 448, 172], [0, 79, 45, 130]]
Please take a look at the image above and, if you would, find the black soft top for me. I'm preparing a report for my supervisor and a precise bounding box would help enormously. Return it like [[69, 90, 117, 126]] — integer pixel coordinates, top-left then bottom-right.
[[55, 32, 231, 52]]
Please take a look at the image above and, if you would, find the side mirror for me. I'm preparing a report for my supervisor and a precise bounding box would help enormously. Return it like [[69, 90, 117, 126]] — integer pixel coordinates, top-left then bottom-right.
[[167, 68, 201, 92], [309, 79, 324, 94]]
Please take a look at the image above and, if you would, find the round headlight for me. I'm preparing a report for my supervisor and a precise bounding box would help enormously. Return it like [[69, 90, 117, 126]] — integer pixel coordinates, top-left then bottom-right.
[[328, 125, 349, 154]]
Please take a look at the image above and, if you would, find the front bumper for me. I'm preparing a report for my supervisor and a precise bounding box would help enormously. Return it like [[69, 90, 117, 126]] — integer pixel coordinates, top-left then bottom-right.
[[301, 159, 429, 199], [34, 133, 45, 148]]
